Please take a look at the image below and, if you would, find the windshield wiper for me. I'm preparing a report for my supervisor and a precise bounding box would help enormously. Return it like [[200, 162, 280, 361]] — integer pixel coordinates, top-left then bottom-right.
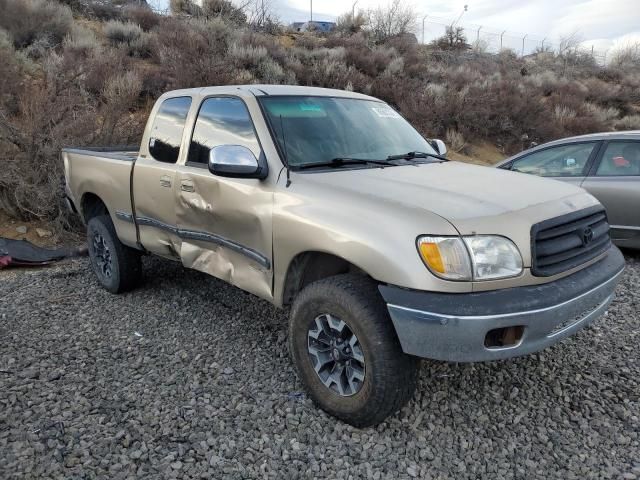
[[386, 151, 449, 162], [297, 157, 393, 170]]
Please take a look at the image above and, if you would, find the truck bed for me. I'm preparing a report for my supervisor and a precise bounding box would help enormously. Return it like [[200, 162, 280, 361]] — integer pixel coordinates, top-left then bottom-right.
[[63, 145, 139, 248], [62, 145, 139, 162]]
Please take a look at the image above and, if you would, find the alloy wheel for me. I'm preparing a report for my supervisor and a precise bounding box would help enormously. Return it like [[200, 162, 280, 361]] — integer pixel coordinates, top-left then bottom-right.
[[307, 313, 366, 396]]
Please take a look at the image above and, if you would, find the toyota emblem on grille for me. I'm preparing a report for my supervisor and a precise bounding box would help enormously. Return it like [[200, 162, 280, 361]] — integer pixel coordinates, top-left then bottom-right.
[[581, 226, 594, 246]]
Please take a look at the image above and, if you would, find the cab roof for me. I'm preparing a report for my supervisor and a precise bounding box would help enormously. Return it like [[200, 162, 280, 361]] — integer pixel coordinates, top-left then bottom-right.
[[160, 84, 381, 102]]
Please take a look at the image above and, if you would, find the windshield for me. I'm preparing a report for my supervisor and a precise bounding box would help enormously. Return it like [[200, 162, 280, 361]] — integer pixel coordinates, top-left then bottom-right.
[[259, 96, 436, 168]]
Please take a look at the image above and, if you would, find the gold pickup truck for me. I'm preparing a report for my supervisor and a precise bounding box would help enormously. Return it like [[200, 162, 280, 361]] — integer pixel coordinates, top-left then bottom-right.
[[63, 85, 625, 427]]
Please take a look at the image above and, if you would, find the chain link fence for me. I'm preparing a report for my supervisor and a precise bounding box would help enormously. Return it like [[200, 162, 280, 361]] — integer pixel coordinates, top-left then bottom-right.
[[419, 16, 608, 66]]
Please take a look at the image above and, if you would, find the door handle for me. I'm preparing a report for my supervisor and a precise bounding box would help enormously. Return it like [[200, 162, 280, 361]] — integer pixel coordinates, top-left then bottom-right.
[[160, 175, 171, 188], [180, 180, 195, 193]]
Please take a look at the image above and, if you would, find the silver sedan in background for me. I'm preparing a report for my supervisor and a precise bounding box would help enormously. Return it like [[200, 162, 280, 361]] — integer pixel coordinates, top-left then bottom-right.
[[497, 131, 640, 249]]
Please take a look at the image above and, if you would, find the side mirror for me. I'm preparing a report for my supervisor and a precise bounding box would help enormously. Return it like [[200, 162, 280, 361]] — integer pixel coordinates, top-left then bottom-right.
[[208, 145, 268, 179], [430, 139, 447, 156]]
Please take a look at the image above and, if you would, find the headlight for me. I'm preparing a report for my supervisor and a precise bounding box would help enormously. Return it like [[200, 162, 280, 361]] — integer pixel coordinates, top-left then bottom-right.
[[417, 235, 523, 281], [417, 236, 472, 280], [463, 236, 523, 280]]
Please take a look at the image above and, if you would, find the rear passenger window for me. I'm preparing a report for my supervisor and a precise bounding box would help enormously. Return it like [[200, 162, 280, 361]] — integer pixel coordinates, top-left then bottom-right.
[[510, 142, 597, 177], [595, 141, 640, 176], [187, 97, 261, 165], [148, 96, 192, 163]]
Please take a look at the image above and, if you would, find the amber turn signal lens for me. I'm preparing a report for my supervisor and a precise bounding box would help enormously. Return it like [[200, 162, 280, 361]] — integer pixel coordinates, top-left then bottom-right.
[[416, 236, 473, 281], [419, 242, 445, 273]]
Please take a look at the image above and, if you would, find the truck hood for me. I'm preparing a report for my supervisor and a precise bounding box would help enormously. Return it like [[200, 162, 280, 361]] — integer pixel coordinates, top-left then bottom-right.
[[297, 161, 593, 220], [295, 161, 600, 265]]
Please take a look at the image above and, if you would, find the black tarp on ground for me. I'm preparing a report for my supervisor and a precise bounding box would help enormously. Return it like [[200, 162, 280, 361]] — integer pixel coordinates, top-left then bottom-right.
[[0, 237, 85, 268]]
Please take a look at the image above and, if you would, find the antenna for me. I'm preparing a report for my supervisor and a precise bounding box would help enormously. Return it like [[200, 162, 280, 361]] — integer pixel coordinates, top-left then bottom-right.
[[279, 115, 291, 187]]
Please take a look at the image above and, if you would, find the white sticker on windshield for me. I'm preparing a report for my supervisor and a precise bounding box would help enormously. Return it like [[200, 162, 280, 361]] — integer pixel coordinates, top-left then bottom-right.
[[371, 106, 401, 118]]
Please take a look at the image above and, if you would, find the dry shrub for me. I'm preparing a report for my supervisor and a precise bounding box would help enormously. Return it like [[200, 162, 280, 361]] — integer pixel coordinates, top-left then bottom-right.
[[0, 0, 73, 49], [85, 1, 123, 21], [99, 71, 143, 144], [105, 20, 143, 44], [153, 17, 237, 89], [200, 0, 246, 25], [3, 2, 640, 226], [104, 21, 153, 58], [609, 42, 640, 71], [0, 53, 97, 224], [229, 42, 268, 67], [123, 5, 160, 32], [0, 43, 144, 226], [0, 30, 31, 115], [170, 0, 201, 16], [63, 24, 101, 55], [83, 47, 131, 95], [445, 129, 467, 153], [335, 11, 368, 35], [614, 115, 640, 130], [584, 103, 620, 125], [367, 0, 416, 43]]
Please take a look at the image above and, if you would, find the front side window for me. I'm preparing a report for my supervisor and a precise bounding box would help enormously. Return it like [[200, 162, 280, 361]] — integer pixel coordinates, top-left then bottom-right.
[[188, 97, 261, 164], [595, 141, 640, 176], [148, 96, 192, 163], [259, 96, 436, 168], [510, 142, 597, 177]]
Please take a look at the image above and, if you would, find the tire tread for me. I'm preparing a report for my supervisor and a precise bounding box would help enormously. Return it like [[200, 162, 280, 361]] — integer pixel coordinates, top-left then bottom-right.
[[289, 273, 419, 427]]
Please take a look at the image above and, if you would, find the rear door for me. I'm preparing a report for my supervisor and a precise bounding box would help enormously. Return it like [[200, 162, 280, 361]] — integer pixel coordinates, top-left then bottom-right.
[[582, 140, 640, 246], [507, 141, 601, 188], [175, 96, 273, 300], [132, 96, 192, 259]]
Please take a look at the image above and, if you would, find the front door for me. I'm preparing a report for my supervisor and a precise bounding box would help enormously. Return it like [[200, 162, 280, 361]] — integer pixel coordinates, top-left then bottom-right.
[[132, 96, 192, 259], [508, 141, 601, 189], [175, 96, 273, 300], [582, 140, 640, 246]]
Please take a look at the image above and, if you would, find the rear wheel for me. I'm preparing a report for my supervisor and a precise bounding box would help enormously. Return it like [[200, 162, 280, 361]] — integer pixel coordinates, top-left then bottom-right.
[[289, 274, 420, 427], [87, 215, 141, 294]]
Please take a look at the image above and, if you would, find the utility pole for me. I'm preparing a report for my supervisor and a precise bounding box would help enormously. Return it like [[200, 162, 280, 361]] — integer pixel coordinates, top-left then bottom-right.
[[541, 37, 546, 51], [500, 30, 506, 51], [422, 15, 428, 44], [522, 34, 528, 57], [352, 0, 357, 17], [476, 25, 482, 42], [451, 4, 468, 27], [310, 0, 313, 22]]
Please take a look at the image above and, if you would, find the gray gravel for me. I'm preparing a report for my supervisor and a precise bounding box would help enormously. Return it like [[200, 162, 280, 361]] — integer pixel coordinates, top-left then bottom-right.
[[1, 252, 639, 479]]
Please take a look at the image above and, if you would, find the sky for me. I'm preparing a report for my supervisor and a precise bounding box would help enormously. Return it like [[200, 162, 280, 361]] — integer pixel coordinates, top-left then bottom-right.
[[151, 0, 640, 55]]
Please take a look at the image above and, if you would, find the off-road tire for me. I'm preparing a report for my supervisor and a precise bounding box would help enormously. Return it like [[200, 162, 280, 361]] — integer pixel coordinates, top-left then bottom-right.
[[87, 215, 142, 294], [289, 274, 420, 427]]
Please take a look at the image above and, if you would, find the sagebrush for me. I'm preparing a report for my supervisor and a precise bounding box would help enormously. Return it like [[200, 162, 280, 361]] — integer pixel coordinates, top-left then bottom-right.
[[1, 0, 639, 229]]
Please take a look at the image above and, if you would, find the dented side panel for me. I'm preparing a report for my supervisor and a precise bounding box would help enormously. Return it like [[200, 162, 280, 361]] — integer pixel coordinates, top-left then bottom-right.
[[174, 166, 274, 301], [132, 156, 182, 259]]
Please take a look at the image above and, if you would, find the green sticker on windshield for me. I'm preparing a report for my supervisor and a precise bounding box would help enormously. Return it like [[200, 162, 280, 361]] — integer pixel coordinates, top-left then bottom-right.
[[265, 100, 326, 118], [300, 103, 322, 112]]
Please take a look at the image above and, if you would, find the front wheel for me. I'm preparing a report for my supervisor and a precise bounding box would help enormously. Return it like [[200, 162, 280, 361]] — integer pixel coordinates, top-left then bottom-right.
[[289, 274, 420, 427]]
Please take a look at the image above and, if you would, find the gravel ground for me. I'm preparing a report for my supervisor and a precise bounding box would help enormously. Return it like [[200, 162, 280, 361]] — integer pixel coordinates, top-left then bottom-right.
[[1, 252, 639, 480]]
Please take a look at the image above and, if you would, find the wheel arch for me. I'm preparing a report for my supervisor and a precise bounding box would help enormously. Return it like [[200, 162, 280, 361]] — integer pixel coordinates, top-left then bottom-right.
[[281, 251, 369, 306], [80, 192, 110, 224]]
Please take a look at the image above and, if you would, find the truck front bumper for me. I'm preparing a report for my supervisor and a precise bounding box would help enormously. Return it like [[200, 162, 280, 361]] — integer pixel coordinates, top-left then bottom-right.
[[379, 246, 625, 362]]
